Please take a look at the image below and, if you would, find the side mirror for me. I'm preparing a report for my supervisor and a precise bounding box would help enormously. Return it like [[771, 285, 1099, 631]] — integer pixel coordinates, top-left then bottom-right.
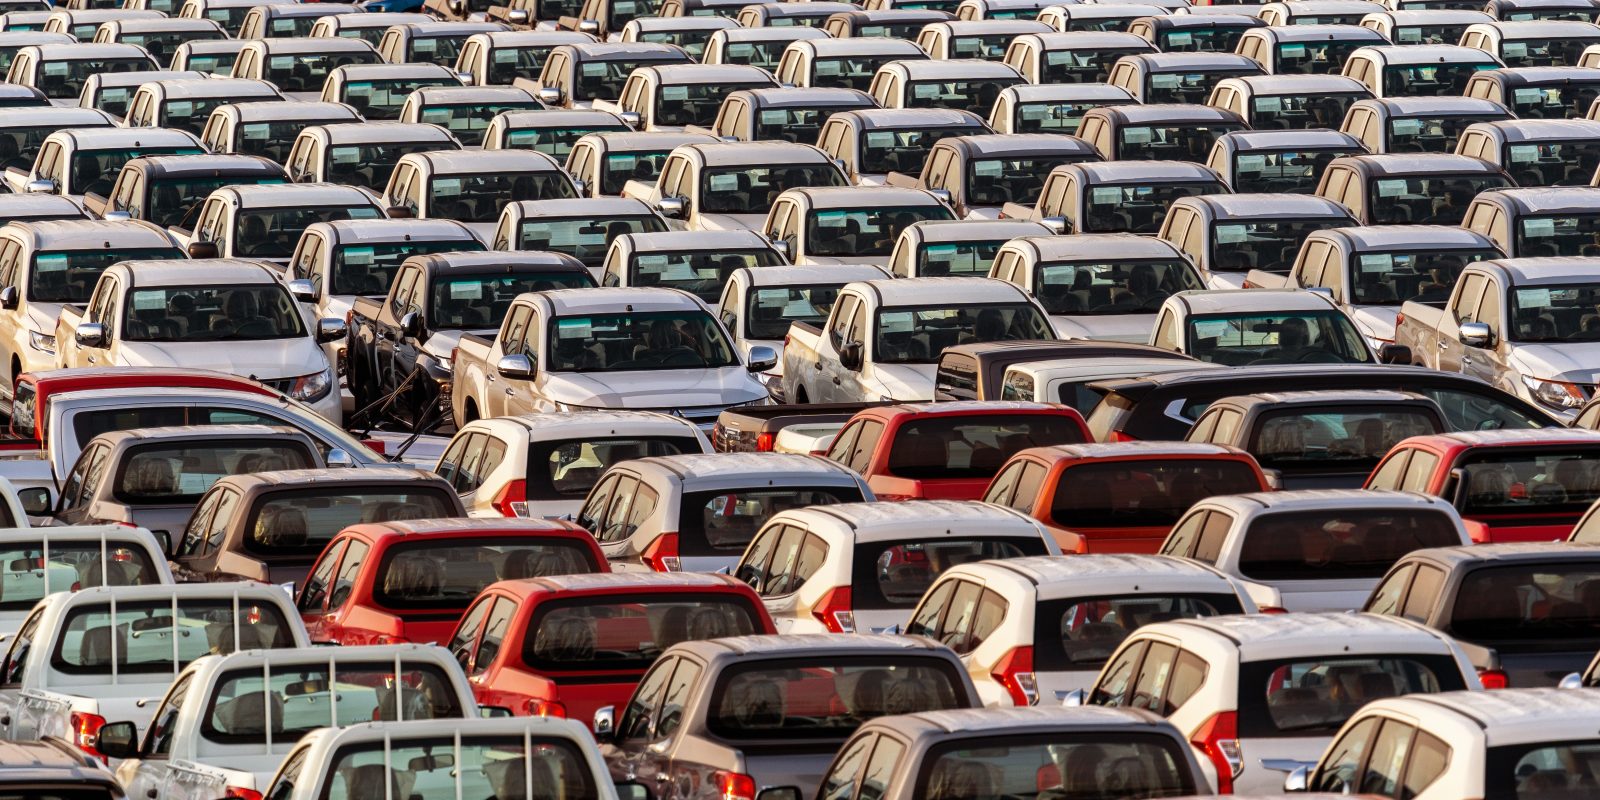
[[479, 705, 514, 718], [578, 18, 599, 33], [400, 311, 424, 339], [326, 448, 354, 468], [287, 278, 317, 303], [74, 322, 108, 349], [1041, 215, 1066, 235], [1459, 321, 1493, 349], [1378, 342, 1412, 365], [1284, 765, 1311, 793], [0, 286, 17, 310], [619, 110, 642, 128], [24, 178, 55, 194], [1060, 688, 1086, 707], [316, 318, 348, 344], [657, 196, 687, 219], [769, 239, 790, 260], [508, 8, 529, 23], [187, 241, 219, 259], [1560, 672, 1585, 689], [839, 340, 863, 371], [593, 705, 615, 740], [456, 70, 474, 83], [16, 486, 49, 516], [755, 790, 802, 800], [153, 530, 172, 557], [94, 720, 140, 760], [747, 344, 778, 373], [496, 353, 537, 379], [385, 206, 414, 219], [571, 177, 588, 196], [537, 86, 562, 104], [928, 188, 952, 205]]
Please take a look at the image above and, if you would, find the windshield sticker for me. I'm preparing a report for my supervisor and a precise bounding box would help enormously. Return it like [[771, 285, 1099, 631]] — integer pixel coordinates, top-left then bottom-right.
[[709, 173, 737, 192], [1150, 74, 1181, 89], [1254, 96, 1283, 112], [636, 254, 668, 269], [342, 246, 374, 265], [815, 59, 842, 76], [1167, 32, 1192, 46], [494, 49, 518, 63], [1524, 217, 1556, 237], [760, 109, 788, 125], [815, 210, 847, 227], [1279, 43, 1306, 56], [1503, 42, 1527, 58], [132, 291, 165, 311], [1020, 105, 1046, 120], [1091, 187, 1123, 204], [974, 160, 1002, 177], [1122, 127, 1152, 143], [331, 148, 359, 165], [1375, 179, 1406, 198], [880, 310, 913, 333], [662, 85, 689, 101], [1391, 118, 1422, 134], [557, 318, 592, 337], [1517, 288, 1552, 308], [1193, 319, 1230, 339], [433, 177, 463, 194], [449, 281, 483, 300], [1214, 225, 1248, 244], [1235, 154, 1266, 172], [35, 254, 67, 272]]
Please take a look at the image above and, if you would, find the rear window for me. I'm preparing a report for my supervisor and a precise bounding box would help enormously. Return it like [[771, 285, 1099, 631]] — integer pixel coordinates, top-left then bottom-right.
[[854, 537, 1050, 609], [530, 437, 701, 500], [680, 487, 860, 556], [916, 733, 1198, 799], [707, 657, 966, 740], [52, 598, 297, 675], [885, 414, 1086, 480], [315, 735, 600, 800], [1238, 509, 1462, 581], [372, 537, 600, 610], [1034, 594, 1241, 671], [523, 593, 762, 672], [1245, 655, 1463, 737], [203, 661, 464, 743], [1247, 406, 1442, 473], [1050, 459, 1262, 527], [0, 541, 161, 610], [242, 487, 458, 559], [1448, 562, 1600, 647], [114, 440, 316, 503], [1457, 448, 1600, 517], [1488, 741, 1600, 799]]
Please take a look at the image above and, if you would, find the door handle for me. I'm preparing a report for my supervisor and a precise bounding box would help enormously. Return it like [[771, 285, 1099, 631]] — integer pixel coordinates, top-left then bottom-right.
[[833, 377, 841, 386], [1438, 340, 1447, 350], [504, 388, 514, 396], [487, 373, 496, 382], [813, 361, 822, 370]]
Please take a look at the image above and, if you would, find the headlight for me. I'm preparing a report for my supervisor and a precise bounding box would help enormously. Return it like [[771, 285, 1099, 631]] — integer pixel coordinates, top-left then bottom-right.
[[1522, 376, 1587, 410], [288, 368, 334, 403], [27, 330, 54, 353]]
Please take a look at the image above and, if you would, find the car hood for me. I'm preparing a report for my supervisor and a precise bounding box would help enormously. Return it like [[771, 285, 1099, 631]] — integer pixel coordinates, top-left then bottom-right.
[[1351, 305, 1401, 342], [27, 303, 61, 333], [870, 361, 936, 400], [1511, 343, 1600, 384], [543, 365, 766, 407], [117, 338, 325, 380], [695, 212, 765, 232], [423, 329, 484, 360], [1050, 313, 1153, 343]]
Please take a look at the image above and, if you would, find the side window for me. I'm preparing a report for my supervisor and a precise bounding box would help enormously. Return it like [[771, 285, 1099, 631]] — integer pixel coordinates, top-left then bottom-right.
[[1402, 731, 1451, 799], [827, 294, 859, 349], [1161, 510, 1208, 558], [1153, 311, 1179, 351], [471, 597, 515, 674], [328, 538, 369, 610], [820, 734, 875, 800], [824, 421, 861, 466], [654, 659, 701, 738], [845, 419, 883, 473], [736, 524, 781, 590], [447, 597, 493, 666], [968, 590, 1007, 654], [1367, 450, 1412, 490], [450, 433, 488, 493], [983, 461, 1024, 507], [1012, 461, 1047, 515], [1187, 411, 1221, 443], [1128, 642, 1177, 713], [906, 578, 956, 638], [1311, 716, 1382, 793], [1192, 511, 1232, 564], [598, 475, 640, 542], [436, 431, 470, 487], [936, 579, 983, 653], [858, 737, 905, 800], [1365, 563, 1415, 616], [144, 673, 194, 758], [296, 540, 346, 614], [1359, 720, 1417, 796], [1403, 565, 1445, 623], [759, 525, 807, 595], [0, 609, 41, 687], [1477, 279, 1503, 337], [1400, 451, 1438, 493], [619, 658, 677, 741], [1164, 649, 1207, 715], [499, 305, 533, 358], [1453, 273, 1487, 323], [1090, 640, 1149, 707]]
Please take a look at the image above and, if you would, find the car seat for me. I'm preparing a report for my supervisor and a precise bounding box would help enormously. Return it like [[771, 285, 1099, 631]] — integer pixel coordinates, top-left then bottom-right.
[[214, 691, 286, 734], [534, 616, 596, 661], [727, 678, 785, 727], [255, 505, 309, 548]]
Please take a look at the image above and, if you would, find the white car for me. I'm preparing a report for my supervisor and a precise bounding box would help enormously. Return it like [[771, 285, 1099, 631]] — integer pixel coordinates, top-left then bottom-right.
[[994, 353, 1223, 415], [1160, 490, 1472, 613], [0, 524, 171, 639], [1077, 612, 1483, 795], [1295, 688, 1600, 798], [733, 499, 1058, 635], [580, 451, 871, 573], [908, 554, 1256, 707], [437, 409, 710, 518]]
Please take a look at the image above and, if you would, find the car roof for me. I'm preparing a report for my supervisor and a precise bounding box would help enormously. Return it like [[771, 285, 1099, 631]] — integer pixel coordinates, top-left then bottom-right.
[[908, 219, 1050, 242], [1476, 186, 1600, 213], [401, 149, 563, 173], [410, 85, 537, 103], [885, 706, 1173, 737], [840, 108, 988, 129], [1176, 193, 1354, 219], [1020, 31, 1150, 49], [965, 554, 1237, 598], [3, 219, 173, 249], [673, 631, 952, 658], [618, 229, 773, 251], [0, 740, 116, 787], [47, 126, 197, 148], [494, 109, 627, 127], [1007, 232, 1181, 260], [115, 258, 277, 287], [28, 42, 151, 59], [348, 517, 587, 538], [787, 185, 941, 208], [219, 182, 375, 207], [1315, 224, 1498, 250], [1468, 118, 1600, 142], [314, 121, 456, 146], [781, 498, 1042, 540], [642, 63, 772, 84], [579, 131, 717, 151], [938, 132, 1096, 157], [1217, 74, 1369, 93], [537, 286, 704, 314], [1373, 9, 1492, 22], [621, 452, 860, 485], [734, 87, 875, 107], [1479, 65, 1600, 83], [1198, 488, 1459, 516], [1149, 611, 1451, 657], [126, 153, 283, 177], [682, 140, 833, 166], [1334, 153, 1506, 175], [245, 35, 376, 54], [565, 41, 687, 58], [1176, 287, 1337, 314], [1070, 160, 1222, 182], [1372, 688, 1600, 746], [90, 424, 298, 447], [1122, 52, 1261, 70], [798, 37, 928, 56], [1405, 541, 1600, 569], [503, 571, 742, 598], [853, 275, 1028, 306], [403, 250, 588, 272], [1215, 389, 1427, 408], [505, 197, 654, 217], [332, 62, 458, 80], [223, 100, 361, 123], [0, 107, 113, 128], [1431, 428, 1600, 447], [141, 78, 281, 99], [1353, 43, 1499, 62], [1248, 21, 1383, 38], [1026, 441, 1247, 461], [217, 467, 444, 489], [1096, 103, 1243, 124], [1477, 256, 1600, 284], [1215, 129, 1364, 150], [740, 263, 887, 286], [930, 19, 1050, 32], [477, 408, 701, 438], [886, 58, 1023, 79]]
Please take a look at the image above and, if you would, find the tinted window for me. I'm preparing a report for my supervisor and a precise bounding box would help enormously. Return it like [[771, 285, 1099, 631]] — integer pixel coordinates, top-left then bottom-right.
[[243, 488, 458, 558], [916, 733, 1197, 799], [1456, 448, 1600, 516], [1487, 741, 1600, 799], [53, 598, 296, 674], [523, 593, 762, 671], [1034, 594, 1240, 671], [633, 248, 784, 305], [31, 247, 183, 304], [1449, 562, 1600, 646], [1238, 509, 1462, 580], [115, 440, 315, 503], [315, 736, 599, 800], [885, 414, 1085, 479], [1051, 460, 1262, 527], [532, 437, 699, 500], [204, 661, 463, 742], [1186, 311, 1372, 366], [1245, 655, 1462, 737], [708, 657, 965, 739], [680, 487, 860, 556], [372, 537, 599, 609], [854, 537, 1049, 609], [744, 283, 843, 339], [0, 541, 161, 610]]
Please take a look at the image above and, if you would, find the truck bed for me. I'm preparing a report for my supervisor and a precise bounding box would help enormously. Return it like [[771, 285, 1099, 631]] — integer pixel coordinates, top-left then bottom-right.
[[1395, 300, 1448, 367], [711, 401, 889, 452]]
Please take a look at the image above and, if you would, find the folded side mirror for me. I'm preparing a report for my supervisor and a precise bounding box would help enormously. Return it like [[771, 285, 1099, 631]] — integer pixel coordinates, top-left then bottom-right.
[[316, 318, 348, 344], [619, 110, 642, 128], [578, 18, 599, 33], [287, 278, 317, 303], [1378, 342, 1411, 365], [769, 238, 790, 260], [496, 353, 537, 379], [326, 448, 354, 468], [400, 311, 424, 340], [928, 188, 952, 204], [94, 720, 141, 760], [1042, 215, 1066, 235], [508, 8, 530, 23], [187, 241, 219, 259], [74, 322, 108, 349], [15, 486, 49, 516], [1459, 321, 1493, 349], [0, 286, 17, 311], [746, 344, 778, 373], [1560, 672, 1585, 689], [839, 340, 863, 371], [615, 782, 651, 800], [657, 196, 687, 219], [537, 86, 562, 104], [1059, 688, 1086, 706], [24, 179, 55, 194], [385, 206, 414, 219]]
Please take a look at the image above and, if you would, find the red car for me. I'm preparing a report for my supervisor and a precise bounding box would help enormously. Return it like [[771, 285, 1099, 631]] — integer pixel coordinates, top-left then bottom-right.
[[823, 401, 1091, 501], [7, 367, 277, 449], [448, 572, 774, 726], [982, 442, 1272, 553], [1365, 429, 1600, 543], [297, 517, 606, 646]]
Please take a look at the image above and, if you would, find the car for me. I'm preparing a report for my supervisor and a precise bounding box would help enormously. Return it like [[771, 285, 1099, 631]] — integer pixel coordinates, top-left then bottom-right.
[[42, 9, 163, 42], [1462, 187, 1600, 257], [491, 197, 667, 273], [482, 108, 632, 157], [1149, 288, 1394, 366], [450, 572, 774, 723], [1359, 8, 1493, 45], [886, 219, 1047, 279], [886, 134, 1097, 221], [815, 107, 993, 186], [823, 9, 954, 39], [1314, 153, 1514, 226], [5, 127, 204, 204], [376, 21, 510, 68], [283, 122, 460, 197], [1001, 160, 1232, 236], [171, 467, 465, 586], [84, 154, 289, 231], [932, 339, 1190, 402], [319, 62, 464, 121], [1485, 0, 1600, 19], [705, 87, 880, 146], [562, 130, 717, 197], [378, 149, 578, 241], [762, 186, 956, 266], [985, 83, 1138, 135], [166, 39, 247, 75], [0, 524, 173, 638], [1077, 612, 1481, 794], [988, 234, 1204, 343], [1460, 19, 1600, 66], [230, 37, 383, 102], [1340, 96, 1515, 155], [0, 108, 115, 176], [1106, 52, 1264, 105], [90, 18, 226, 66], [1173, 196, 1364, 292], [0, 740, 123, 799], [397, 85, 543, 148], [622, 140, 847, 232], [915, 19, 1051, 61], [990, 353, 1225, 415], [237, 4, 360, 39], [124, 78, 285, 137], [605, 228, 791, 305], [307, 11, 432, 46], [1207, 75, 1374, 131], [6, 44, 158, 106], [1455, 119, 1600, 187], [1161, 489, 1471, 613], [617, 17, 737, 60], [865, 58, 1025, 112], [1234, 24, 1388, 74], [773, 38, 928, 92], [198, 101, 364, 164], [734, 0, 857, 28], [1260, 0, 1386, 25], [1000, 31, 1156, 85], [1038, 3, 1169, 33], [0, 194, 85, 225], [1466, 65, 1600, 119], [454, 31, 600, 86], [700, 26, 831, 72], [528, 42, 694, 110], [907, 554, 1251, 705], [0, 31, 70, 75], [1340, 44, 1505, 98]]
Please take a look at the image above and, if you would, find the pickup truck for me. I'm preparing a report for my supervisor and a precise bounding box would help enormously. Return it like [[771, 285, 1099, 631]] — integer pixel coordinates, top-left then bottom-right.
[[55, 259, 348, 424], [378, 149, 579, 242], [592, 63, 775, 131], [0, 108, 113, 175], [169, 183, 384, 265], [345, 251, 596, 430], [0, 525, 171, 639], [761, 185, 956, 267], [83, 154, 288, 232], [451, 286, 774, 428], [453, 30, 596, 85], [713, 262, 887, 397], [781, 276, 1056, 403], [622, 140, 849, 232], [2, 127, 203, 204], [0, 582, 306, 760], [522, 42, 693, 110], [1395, 257, 1600, 420], [1149, 287, 1403, 367]]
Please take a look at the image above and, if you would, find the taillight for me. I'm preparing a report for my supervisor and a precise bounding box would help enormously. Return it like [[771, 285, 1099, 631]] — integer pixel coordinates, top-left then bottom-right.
[[1241, 280, 1256, 289], [69, 711, 106, 760], [1395, 312, 1405, 327], [1108, 430, 1138, 443], [642, 533, 680, 572], [1191, 711, 1242, 794], [875, 493, 917, 502], [813, 586, 854, 633], [991, 646, 1038, 706], [711, 770, 757, 800], [755, 432, 776, 451], [1258, 606, 1288, 615], [1479, 668, 1509, 690], [492, 479, 529, 518], [224, 788, 264, 800], [526, 698, 567, 718], [374, 633, 408, 645]]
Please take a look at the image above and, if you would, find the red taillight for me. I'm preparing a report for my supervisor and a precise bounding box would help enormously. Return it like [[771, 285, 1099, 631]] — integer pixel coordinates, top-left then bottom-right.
[[1242, 280, 1256, 289], [1395, 312, 1405, 327], [1108, 430, 1138, 443], [69, 711, 106, 760], [1258, 606, 1288, 614], [361, 438, 387, 455], [813, 586, 854, 633], [374, 633, 408, 645], [1479, 668, 1510, 689], [224, 788, 264, 800], [712, 770, 757, 800], [449, 346, 458, 365], [1191, 711, 1242, 794], [642, 533, 680, 572], [991, 646, 1038, 706], [492, 479, 529, 518], [874, 493, 917, 502], [526, 698, 567, 718], [755, 432, 776, 451]]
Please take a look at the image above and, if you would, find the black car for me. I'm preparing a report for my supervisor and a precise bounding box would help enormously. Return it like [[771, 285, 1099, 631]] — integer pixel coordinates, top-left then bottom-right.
[[0, 739, 125, 799]]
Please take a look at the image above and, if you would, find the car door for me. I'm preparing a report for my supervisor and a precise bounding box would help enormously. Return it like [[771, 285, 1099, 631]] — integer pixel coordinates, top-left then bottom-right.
[[122, 673, 195, 800], [377, 265, 419, 386], [296, 538, 347, 641], [608, 655, 677, 784], [0, 607, 43, 739], [1439, 272, 1486, 374], [1463, 276, 1506, 387]]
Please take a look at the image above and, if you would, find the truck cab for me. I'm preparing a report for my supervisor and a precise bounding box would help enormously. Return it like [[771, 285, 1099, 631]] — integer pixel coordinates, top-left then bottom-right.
[[237, 3, 359, 39], [815, 107, 993, 186], [396, 85, 543, 148], [527, 41, 692, 110], [378, 149, 578, 241], [597, 63, 776, 132], [706, 87, 878, 145], [0, 107, 115, 174], [229, 36, 383, 102], [1151, 287, 1391, 366], [198, 101, 362, 163], [90, 18, 225, 65], [319, 63, 464, 122], [622, 140, 848, 232], [75, 70, 201, 122], [887, 132, 1099, 219], [377, 21, 510, 68], [991, 233, 1206, 342], [481, 108, 630, 157], [1206, 74, 1373, 130], [986, 83, 1136, 135], [1001, 31, 1155, 84], [1001, 160, 1230, 236], [1204, 129, 1368, 194], [701, 26, 828, 71], [774, 38, 928, 92], [491, 197, 666, 274], [85, 154, 288, 231], [5, 127, 203, 205], [714, 262, 885, 396], [283, 122, 461, 195], [886, 218, 1048, 278], [1314, 152, 1514, 226], [762, 185, 955, 266], [171, 183, 384, 265], [1454, 118, 1600, 186], [1339, 96, 1514, 154], [867, 57, 1025, 112], [1158, 193, 1359, 290], [562, 129, 715, 197], [123, 78, 284, 136], [453, 30, 594, 85], [1075, 103, 1246, 161]]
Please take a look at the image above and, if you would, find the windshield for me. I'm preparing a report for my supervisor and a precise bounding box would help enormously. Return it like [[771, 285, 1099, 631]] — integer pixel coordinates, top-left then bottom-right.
[[805, 205, 955, 257], [1117, 123, 1242, 160], [637, 30, 716, 59], [1237, 508, 1461, 581], [420, 101, 542, 146], [1457, 449, 1600, 517], [524, 594, 761, 671], [0, 125, 90, 172], [1450, 561, 1600, 646], [861, 21, 946, 37], [203, 7, 250, 30], [700, 163, 845, 214], [115, 440, 315, 503], [1250, 406, 1442, 473], [1041, 47, 1144, 83], [1260, 657, 1446, 734], [1165, 26, 1252, 52], [751, 105, 863, 144], [181, 50, 239, 75], [631, 248, 781, 303], [72, 146, 204, 196], [1501, 37, 1599, 66], [1488, 742, 1600, 798], [327, 240, 484, 297], [916, 240, 1004, 277], [547, 309, 738, 371], [300, 736, 599, 800], [343, 78, 461, 120], [1035, 259, 1203, 315], [517, 215, 666, 266], [88, 86, 137, 119], [266, 51, 381, 93], [162, 97, 248, 135], [204, 662, 464, 743], [1084, 182, 1227, 233], [408, 34, 471, 66], [907, 77, 1022, 114], [914, 734, 1199, 799], [744, 283, 843, 339], [1053, 459, 1261, 526], [1188, 311, 1371, 365], [505, 123, 629, 158], [1013, 100, 1126, 135], [239, 488, 458, 559], [876, 303, 1054, 363], [0, 541, 161, 611], [372, 538, 598, 610], [1211, 219, 1348, 274], [124, 285, 309, 342], [38, 58, 153, 98], [429, 173, 575, 222], [656, 82, 766, 128], [1381, 62, 1497, 96], [1273, 40, 1365, 73], [1146, 69, 1257, 104], [486, 45, 560, 85], [859, 126, 982, 174], [1393, 23, 1472, 44], [1508, 84, 1598, 119], [238, 121, 320, 162], [705, 658, 966, 739], [29, 248, 183, 304], [1349, 249, 1496, 305], [965, 156, 1085, 207], [1387, 114, 1488, 153], [601, 150, 671, 195], [1231, 149, 1352, 194], [149, 176, 286, 229], [326, 142, 448, 192], [1368, 174, 1510, 226], [948, 33, 1019, 59], [1035, 594, 1239, 670], [1504, 141, 1600, 186], [1511, 284, 1600, 341], [815, 55, 908, 91], [533, 437, 701, 500], [52, 599, 296, 675], [881, 413, 1086, 480], [429, 273, 592, 329], [721, 40, 788, 70], [1251, 92, 1362, 130], [1516, 213, 1600, 256], [575, 58, 675, 102], [236, 204, 381, 259]]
